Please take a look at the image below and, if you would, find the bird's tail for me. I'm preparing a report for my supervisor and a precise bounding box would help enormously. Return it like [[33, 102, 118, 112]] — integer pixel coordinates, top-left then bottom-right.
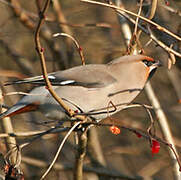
[[0, 103, 39, 119]]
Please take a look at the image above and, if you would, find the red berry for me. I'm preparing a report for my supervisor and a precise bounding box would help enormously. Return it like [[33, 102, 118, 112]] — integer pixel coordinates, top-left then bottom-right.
[[74, 110, 78, 113], [109, 126, 121, 135], [151, 140, 160, 155], [136, 132, 142, 138]]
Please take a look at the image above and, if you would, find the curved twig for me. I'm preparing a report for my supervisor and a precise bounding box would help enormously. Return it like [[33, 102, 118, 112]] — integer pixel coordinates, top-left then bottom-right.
[[81, 0, 181, 42], [53, 33, 85, 65], [0, 127, 69, 138], [34, 0, 86, 121], [40, 121, 81, 180]]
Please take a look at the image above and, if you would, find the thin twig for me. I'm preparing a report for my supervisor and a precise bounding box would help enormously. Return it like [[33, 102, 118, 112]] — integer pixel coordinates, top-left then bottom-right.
[[161, 4, 181, 17], [74, 127, 88, 180], [167, 66, 181, 102], [19, 122, 70, 150], [53, 33, 85, 65], [120, 11, 181, 57], [7, 0, 67, 69], [81, 0, 181, 42], [0, 127, 69, 138], [40, 121, 81, 180], [145, 83, 181, 179], [134, 0, 143, 35], [0, 39, 35, 76], [7, 0, 35, 29], [106, 0, 181, 58], [34, 0, 74, 117], [34, 0, 86, 121], [52, 0, 74, 65], [112, 1, 181, 179], [87, 127, 107, 166], [0, 88, 17, 165], [22, 156, 141, 179], [147, 0, 158, 20]]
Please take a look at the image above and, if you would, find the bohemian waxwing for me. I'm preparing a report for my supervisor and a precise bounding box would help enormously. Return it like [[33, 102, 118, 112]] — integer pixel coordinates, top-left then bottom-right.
[[0, 55, 159, 121]]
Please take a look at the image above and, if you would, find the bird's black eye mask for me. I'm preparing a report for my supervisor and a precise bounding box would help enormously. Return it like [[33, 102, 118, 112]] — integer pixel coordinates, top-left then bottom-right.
[[142, 59, 156, 67], [142, 59, 163, 81], [148, 68, 157, 80]]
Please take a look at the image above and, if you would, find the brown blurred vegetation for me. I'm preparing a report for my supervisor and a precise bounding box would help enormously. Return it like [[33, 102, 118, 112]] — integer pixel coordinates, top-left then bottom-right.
[[0, 0, 181, 179]]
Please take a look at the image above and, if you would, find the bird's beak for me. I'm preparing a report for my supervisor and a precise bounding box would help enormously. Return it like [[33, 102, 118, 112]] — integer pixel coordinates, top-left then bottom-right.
[[154, 60, 162, 67], [147, 60, 161, 81]]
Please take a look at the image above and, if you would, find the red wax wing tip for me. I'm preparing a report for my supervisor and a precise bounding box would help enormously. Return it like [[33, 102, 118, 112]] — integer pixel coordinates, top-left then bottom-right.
[[45, 86, 49, 89], [151, 140, 160, 155], [109, 126, 121, 135], [74, 110, 78, 113], [136, 132, 142, 138], [7, 103, 39, 117]]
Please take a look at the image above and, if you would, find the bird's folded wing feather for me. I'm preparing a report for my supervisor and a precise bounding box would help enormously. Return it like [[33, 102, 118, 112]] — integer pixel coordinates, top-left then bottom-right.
[[5, 64, 117, 88]]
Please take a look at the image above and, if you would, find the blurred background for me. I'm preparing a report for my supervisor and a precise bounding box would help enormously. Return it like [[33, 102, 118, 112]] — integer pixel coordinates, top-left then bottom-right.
[[0, 0, 181, 179]]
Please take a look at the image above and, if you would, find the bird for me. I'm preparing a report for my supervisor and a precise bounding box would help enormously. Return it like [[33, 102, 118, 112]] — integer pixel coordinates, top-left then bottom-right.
[[0, 55, 160, 122]]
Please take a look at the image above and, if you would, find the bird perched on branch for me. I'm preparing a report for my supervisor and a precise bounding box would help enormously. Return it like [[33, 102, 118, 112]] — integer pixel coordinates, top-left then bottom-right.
[[0, 55, 160, 121]]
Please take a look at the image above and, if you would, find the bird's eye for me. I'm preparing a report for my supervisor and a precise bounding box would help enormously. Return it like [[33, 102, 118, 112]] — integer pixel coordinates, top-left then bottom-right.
[[142, 59, 155, 67]]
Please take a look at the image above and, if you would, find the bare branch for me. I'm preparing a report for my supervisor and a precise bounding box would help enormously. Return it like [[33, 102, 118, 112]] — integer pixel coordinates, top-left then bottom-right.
[[53, 33, 85, 65], [74, 128, 88, 180], [34, 0, 75, 117], [145, 83, 181, 180], [22, 155, 142, 179], [81, 0, 181, 42], [40, 121, 81, 180], [0, 88, 17, 166]]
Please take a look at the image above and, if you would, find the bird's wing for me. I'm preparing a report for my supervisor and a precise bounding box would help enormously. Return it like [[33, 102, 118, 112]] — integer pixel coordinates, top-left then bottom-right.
[[5, 64, 117, 88]]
